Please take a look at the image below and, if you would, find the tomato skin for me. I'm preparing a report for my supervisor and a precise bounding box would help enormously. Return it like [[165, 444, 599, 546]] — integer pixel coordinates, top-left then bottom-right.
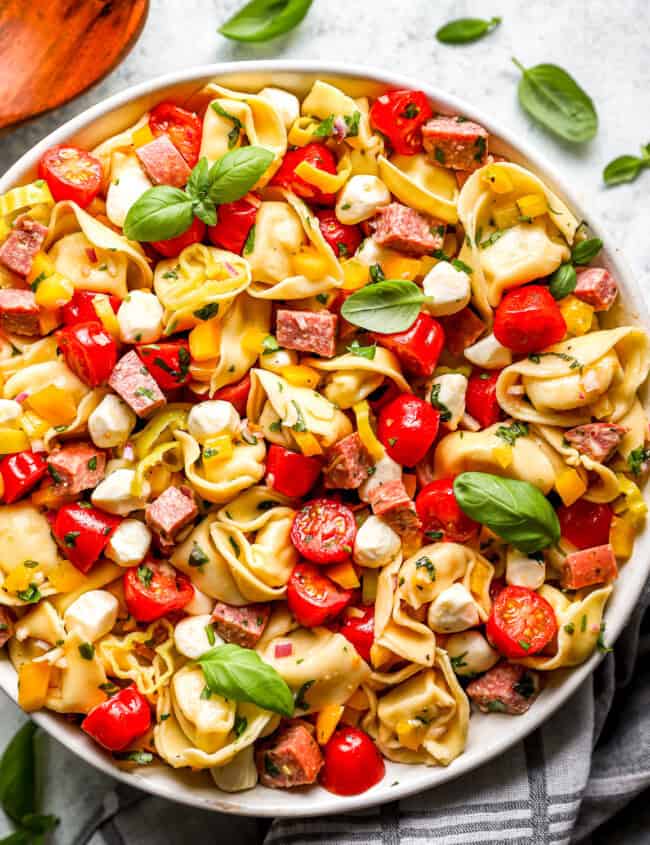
[[493, 285, 566, 354], [271, 143, 338, 205], [212, 374, 251, 417], [62, 290, 121, 327], [151, 217, 205, 257], [371, 313, 445, 378], [82, 686, 151, 752], [38, 145, 103, 208], [369, 89, 433, 156], [266, 445, 322, 498], [124, 561, 193, 623], [320, 727, 385, 796], [465, 370, 503, 429], [0, 451, 48, 504], [416, 477, 479, 543], [487, 585, 558, 659], [207, 194, 260, 254], [149, 101, 202, 167], [53, 504, 121, 573], [136, 340, 191, 391], [558, 499, 613, 550], [338, 606, 374, 662], [377, 394, 440, 467], [315, 210, 362, 259], [290, 499, 357, 564], [287, 562, 354, 627], [56, 321, 117, 387]]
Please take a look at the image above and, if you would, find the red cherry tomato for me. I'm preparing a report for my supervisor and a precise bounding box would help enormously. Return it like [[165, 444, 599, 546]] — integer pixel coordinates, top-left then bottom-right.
[[271, 143, 338, 205], [338, 606, 374, 662], [486, 585, 558, 659], [465, 370, 504, 429], [136, 340, 191, 391], [290, 499, 357, 564], [124, 561, 193, 623], [211, 374, 251, 417], [368, 380, 402, 413], [56, 321, 117, 387], [266, 444, 322, 498], [38, 145, 103, 208], [82, 685, 151, 752], [558, 499, 613, 550], [493, 285, 566, 354], [369, 89, 433, 156], [371, 313, 445, 378], [416, 477, 479, 543], [149, 101, 202, 167], [320, 727, 385, 796], [377, 394, 440, 467], [315, 210, 362, 259], [62, 290, 121, 327], [207, 194, 260, 254], [151, 216, 205, 257], [53, 503, 121, 573], [0, 451, 48, 504], [287, 562, 354, 627]]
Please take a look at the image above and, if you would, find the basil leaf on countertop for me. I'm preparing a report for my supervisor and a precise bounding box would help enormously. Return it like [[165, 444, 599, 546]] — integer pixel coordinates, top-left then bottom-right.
[[436, 16, 501, 45], [571, 237, 603, 265], [453, 471, 560, 554], [341, 279, 426, 334], [198, 643, 294, 717], [548, 263, 577, 300], [208, 146, 275, 205], [219, 0, 313, 43], [124, 186, 194, 242], [512, 58, 598, 143], [603, 145, 650, 186]]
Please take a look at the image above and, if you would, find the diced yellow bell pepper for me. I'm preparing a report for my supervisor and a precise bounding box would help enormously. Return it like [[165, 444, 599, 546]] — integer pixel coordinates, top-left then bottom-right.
[[287, 116, 321, 147], [370, 642, 393, 669], [316, 704, 345, 745], [202, 435, 234, 481], [517, 193, 548, 218], [34, 272, 74, 309], [481, 164, 514, 194], [0, 427, 30, 454], [241, 328, 270, 356], [381, 254, 421, 281], [4, 563, 37, 594], [346, 687, 369, 711], [132, 124, 155, 148], [492, 444, 513, 468], [556, 468, 588, 506], [26, 386, 77, 426], [26, 252, 56, 289], [326, 561, 360, 590], [18, 661, 52, 712], [419, 256, 437, 275], [149, 464, 172, 497], [361, 569, 378, 604], [292, 429, 323, 457], [292, 248, 329, 281], [280, 364, 320, 389], [353, 400, 384, 462], [610, 513, 637, 559], [396, 719, 425, 751], [492, 202, 520, 230], [341, 258, 369, 291], [48, 560, 87, 592], [189, 318, 221, 361], [559, 295, 594, 337], [92, 293, 121, 340]]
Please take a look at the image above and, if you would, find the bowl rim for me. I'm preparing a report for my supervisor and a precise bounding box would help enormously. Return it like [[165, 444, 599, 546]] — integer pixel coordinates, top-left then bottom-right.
[[1, 59, 648, 819]]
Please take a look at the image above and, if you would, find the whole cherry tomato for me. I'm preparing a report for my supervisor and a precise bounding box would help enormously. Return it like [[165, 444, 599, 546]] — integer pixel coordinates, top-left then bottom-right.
[[493, 285, 566, 354], [136, 340, 191, 391], [53, 503, 121, 573], [212, 374, 251, 416], [377, 394, 440, 467], [124, 561, 193, 623], [207, 194, 260, 254], [287, 562, 353, 627], [0, 451, 47, 504], [320, 727, 385, 795], [558, 499, 613, 550], [338, 606, 374, 662], [371, 312, 445, 378], [290, 499, 357, 564], [271, 143, 338, 205], [266, 445, 322, 498], [369, 89, 433, 155], [416, 477, 479, 542], [465, 370, 504, 429], [56, 321, 117, 388], [62, 290, 121, 327], [38, 145, 103, 208], [149, 101, 202, 167], [315, 210, 362, 259], [487, 584, 558, 659], [151, 216, 205, 257], [82, 685, 151, 752]]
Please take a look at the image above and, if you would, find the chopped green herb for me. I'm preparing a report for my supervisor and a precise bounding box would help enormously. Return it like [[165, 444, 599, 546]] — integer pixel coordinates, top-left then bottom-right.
[[17, 584, 41, 603], [78, 642, 95, 660], [495, 421, 529, 445], [228, 536, 241, 557], [294, 679, 315, 711], [262, 334, 280, 355], [346, 339, 377, 360], [64, 530, 80, 548], [211, 102, 243, 149], [193, 302, 219, 321], [234, 714, 248, 737], [415, 556, 436, 580], [205, 623, 216, 646], [137, 564, 154, 587], [369, 263, 385, 284], [429, 383, 451, 422]]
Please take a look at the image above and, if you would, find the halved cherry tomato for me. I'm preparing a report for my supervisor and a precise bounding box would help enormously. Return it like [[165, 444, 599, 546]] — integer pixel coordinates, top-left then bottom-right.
[[53, 503, 121, 573], [377, 394, 440, 467], [124, 561, 193, 623], [290, 499, 357, 564], [266, 444, 322, 498], [320, 727, 385, 795], [212, 374, 251, 417], [207, 194, 260, 254], [465, 370, 503, 429], [82, 685, 151, 752], [0, 451, 48, 504], [271, 143, 338, 205], [416, 477, 479, 543], [338, 606, 374, 662], [136, 340, 191, 391], [486, 584, 558, 659], [368, 380, 402, 413], [149, 101, 202, 167], [62, 290, 121, 327], [287, 562, 353, 627], [493, 285, 566, 354], [369, 89, 433, 156], [371, 312, 445, 378], [315, 210, 362, 259], [151, 216, 205, 257], [38, 145, 103, 208], [56, 321, 117, 387], [558, 499, 613, 550]]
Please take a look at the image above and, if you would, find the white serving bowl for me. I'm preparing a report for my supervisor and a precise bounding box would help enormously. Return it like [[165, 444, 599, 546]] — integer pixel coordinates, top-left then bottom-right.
[[0, 61, 648, 819]]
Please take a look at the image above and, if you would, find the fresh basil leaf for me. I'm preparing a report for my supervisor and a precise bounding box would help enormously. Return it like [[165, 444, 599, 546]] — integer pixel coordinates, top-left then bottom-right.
[[346, 340, 376, 360], [549, 263, 577, 299], [210, 102, 243, 149], [341, 280, 424, 333], [512, 58, 598, 143], [198, 643, 294, 717], [436, 16, 501, 45], [571, 237, 603, 265], [186, 157, 211, 202], [0, 722, 36, 824], [603, 153, 647, 186], [219, 0, 313, 43], [0, 831, 32, 844], [192, 197, 218, 227], [124, 186, 194, 242], [20, 813, 59, 835], [453, 471, 560, 553], [208, 146, 275, 205]]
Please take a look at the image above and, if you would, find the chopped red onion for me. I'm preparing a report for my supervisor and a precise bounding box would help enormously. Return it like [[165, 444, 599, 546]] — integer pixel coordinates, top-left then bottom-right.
[[85, 247, 98, 264], [274, 642, 293, 658]]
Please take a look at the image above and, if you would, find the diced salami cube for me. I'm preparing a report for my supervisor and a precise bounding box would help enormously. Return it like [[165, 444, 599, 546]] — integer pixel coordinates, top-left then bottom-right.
[[256, 723, 324, 789], [561, 543, 618, 590], [0, 217, 48, 277], [574, 268, 618, 312], [145, 485, 198, 541], [564, 423, 627, 463], [210, 601, 270, 649], [372, 203, 443, 256], [136, 135, 191, 189], [0, 607, 14, 648], [47, 442, 106, 494], [422, 116, 489, 171], [0, 288, 42, 336], [323, 432, 371, 490], [276, 309, 338, 358], [438, 307, 486, 358], [466, 661, 540, 715], [369, 478, 422, 537], [108, 350, 166, 418]]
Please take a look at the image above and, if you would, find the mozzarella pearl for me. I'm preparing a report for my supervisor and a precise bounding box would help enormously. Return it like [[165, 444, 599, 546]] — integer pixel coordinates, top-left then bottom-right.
[[106, 154, 152, 228], [464, 333, 513, 369], [506, 547, 546, 590], [174, 614, 223, 660], [428, 584, 480, 633], [187, 400, 241, 443], [88, 394, 137, 449], [359, 454, 402, 503], [353, 515, 401, 568], [445, 630, 500, 676], [336, 175, 391, 225], [422, 261, 472, 316], [428, 373, 467, 431], [106, 518, 152, 566], [91, 469, 150, 516], [64, 590, 119, 643], [117, 289, 164, 344]]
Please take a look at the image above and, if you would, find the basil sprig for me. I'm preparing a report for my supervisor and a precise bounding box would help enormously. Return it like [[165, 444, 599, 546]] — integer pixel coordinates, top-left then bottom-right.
[[124, 147, 273, 242], [198, 643, 294, 717], [603, 144, 650, 186], [549, 236, 603, 300], [436, 16, 501, 45], [512, 58, 598, 143], [453, 472, 560, 554], [341, 279, 428, 334], [219, 0, 313, 42]]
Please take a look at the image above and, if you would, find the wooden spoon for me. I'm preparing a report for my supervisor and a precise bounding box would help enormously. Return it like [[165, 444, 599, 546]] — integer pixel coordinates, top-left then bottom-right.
[[0, 0, 149, 130]]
